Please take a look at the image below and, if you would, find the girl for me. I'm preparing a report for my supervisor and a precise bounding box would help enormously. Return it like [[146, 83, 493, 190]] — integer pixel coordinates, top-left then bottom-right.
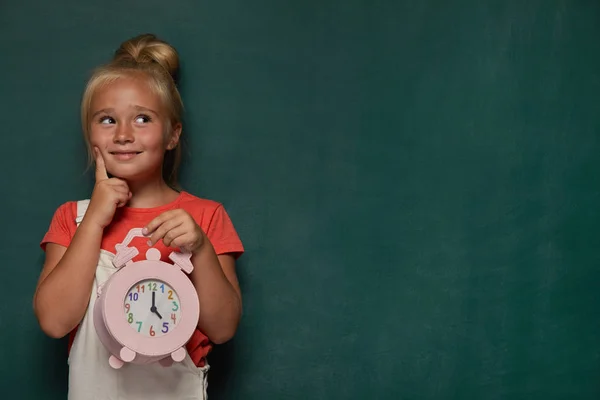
[[33, 33, 244, 399]]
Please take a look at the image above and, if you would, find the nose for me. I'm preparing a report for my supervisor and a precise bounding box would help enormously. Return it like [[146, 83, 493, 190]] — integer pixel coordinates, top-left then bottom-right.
[[113, 123, 134, 144]]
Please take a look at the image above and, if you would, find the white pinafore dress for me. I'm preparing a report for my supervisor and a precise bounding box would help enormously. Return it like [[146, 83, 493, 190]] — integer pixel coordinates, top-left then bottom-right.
[[67, 199, 209, 400]]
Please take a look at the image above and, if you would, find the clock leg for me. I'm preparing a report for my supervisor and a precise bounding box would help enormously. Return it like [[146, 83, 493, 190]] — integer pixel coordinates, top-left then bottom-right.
[[109, 355, 124, 369], [171, 347, 186, 363], [120, 346, 136, 363], [109, 346, 136, 369]]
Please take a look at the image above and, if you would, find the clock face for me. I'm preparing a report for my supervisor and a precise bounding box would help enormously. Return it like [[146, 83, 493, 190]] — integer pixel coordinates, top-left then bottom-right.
[[123, 279, 182, 338]]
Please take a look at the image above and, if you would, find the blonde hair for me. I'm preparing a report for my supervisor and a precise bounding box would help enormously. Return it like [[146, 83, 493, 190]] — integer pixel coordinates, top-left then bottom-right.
[[81, 33, 184, 188]]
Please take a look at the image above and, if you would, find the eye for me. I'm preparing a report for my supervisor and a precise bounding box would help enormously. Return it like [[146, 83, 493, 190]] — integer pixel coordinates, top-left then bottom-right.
[[135, 114, 152, 124], [98, 116, 115, 124]]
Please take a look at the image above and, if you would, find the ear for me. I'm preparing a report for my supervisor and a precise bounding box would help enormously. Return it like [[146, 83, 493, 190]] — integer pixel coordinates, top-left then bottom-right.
[[166, 122, 182, 150]]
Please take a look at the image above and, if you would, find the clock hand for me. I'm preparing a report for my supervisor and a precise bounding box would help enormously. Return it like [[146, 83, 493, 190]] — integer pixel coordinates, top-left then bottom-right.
[[150, 291, 163, 319]]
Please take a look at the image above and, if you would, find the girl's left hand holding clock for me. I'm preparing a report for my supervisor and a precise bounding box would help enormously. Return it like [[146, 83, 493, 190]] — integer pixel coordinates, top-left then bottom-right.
[[143, 210, 206, 253]]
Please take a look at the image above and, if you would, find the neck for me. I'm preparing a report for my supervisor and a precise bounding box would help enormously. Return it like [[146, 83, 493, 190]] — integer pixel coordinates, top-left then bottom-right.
[[125, 175, 180, 208]]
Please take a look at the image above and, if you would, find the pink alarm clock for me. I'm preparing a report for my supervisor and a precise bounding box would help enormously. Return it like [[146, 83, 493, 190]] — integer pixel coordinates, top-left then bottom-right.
[[93, 227, 200, 369]]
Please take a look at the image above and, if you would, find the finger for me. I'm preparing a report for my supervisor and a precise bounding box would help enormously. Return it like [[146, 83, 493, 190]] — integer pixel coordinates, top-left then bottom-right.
[[148, 217, 183, 247], [94, 147, 109, 181], [170, 233, 201, 252], [108, 182, 129, 191], [108, 179, 131, 197], [143, 210, 179, 236], [161, 225, 188, 248], [115, 191, 130, 208], [107, 177, 128, 187], [114, 189, 132, 202]]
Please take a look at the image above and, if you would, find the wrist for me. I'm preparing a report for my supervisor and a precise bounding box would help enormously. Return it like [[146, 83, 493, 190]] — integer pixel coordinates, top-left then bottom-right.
[[191, 234, 214, 257], [78, 216, 105, 236]]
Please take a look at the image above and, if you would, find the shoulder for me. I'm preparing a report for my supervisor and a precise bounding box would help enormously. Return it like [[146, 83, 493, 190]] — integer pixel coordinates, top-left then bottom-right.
[[40, 200, 83, 250], [177, 191, 227, 224], [49, 200, 80, 225], [178, 191, 223, 212]]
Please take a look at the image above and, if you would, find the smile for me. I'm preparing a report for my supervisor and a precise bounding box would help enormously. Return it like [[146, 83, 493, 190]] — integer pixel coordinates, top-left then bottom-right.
[[110, 151, 142, 161]]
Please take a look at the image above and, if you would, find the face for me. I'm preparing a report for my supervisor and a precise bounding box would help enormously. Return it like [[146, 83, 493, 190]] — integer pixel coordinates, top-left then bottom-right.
[[88, 76, 181, 182]]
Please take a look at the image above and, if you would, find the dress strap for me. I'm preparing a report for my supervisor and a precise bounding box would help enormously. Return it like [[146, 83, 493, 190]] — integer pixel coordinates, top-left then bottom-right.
[[75, 199, 91, 227]]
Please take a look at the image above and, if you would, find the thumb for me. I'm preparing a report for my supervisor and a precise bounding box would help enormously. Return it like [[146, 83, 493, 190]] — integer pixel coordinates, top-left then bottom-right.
[[94, 147, 109, 181]]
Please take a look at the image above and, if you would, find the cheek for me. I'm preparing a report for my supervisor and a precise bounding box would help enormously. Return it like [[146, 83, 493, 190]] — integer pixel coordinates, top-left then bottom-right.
[[88, 134, 100, 148], [89, 129, 110, 147], [141, 137, 164, 152], [141, 128, 170, 151]]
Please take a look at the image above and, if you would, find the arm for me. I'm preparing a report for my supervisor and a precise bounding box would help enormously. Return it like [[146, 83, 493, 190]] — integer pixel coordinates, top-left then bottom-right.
[[33, 219, 104, 338], [34, 148, 131, 339], [189, 240, 242, 344]]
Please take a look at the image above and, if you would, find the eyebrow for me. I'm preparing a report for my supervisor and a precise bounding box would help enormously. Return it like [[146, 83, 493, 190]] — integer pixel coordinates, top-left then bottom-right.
[[91, 105, 160, 119], [133, 105, 159, 116], [92, 108, 114, 119]]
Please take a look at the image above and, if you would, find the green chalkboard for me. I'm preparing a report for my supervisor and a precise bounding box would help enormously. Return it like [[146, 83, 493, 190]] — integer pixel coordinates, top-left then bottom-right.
[[2, 1, 600, 399]]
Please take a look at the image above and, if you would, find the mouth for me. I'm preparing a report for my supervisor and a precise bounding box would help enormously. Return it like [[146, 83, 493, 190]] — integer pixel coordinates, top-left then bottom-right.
[[109, 151, 142, 161]]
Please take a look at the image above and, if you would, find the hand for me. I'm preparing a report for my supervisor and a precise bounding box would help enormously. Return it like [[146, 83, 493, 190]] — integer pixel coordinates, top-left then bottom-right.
[[85, 147, 132, 229], [143, 209, 205, 253]]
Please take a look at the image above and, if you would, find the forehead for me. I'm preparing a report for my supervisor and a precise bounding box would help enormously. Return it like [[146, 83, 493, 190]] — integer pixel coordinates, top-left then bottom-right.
[[91, 75, 163, 113]]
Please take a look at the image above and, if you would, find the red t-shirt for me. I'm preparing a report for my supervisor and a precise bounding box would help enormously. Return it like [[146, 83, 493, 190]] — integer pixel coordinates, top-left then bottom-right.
[[40, 191, 244, 367]]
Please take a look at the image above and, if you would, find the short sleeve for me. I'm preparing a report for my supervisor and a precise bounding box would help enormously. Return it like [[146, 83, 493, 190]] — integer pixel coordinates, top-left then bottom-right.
[[205, 204, 244, 259], [40, 202, 77, 251]]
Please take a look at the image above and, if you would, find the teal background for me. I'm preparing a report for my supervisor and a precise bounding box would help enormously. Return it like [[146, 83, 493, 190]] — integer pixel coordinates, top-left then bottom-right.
[[1, 1, 600, 398]]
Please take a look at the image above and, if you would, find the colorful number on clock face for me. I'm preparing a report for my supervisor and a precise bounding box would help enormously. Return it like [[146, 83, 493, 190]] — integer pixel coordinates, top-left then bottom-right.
[[124, 279, 182, 337]]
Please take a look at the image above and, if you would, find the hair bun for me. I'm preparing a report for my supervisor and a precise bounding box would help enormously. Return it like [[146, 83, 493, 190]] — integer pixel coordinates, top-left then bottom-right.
[[113, 33, 179, 82]]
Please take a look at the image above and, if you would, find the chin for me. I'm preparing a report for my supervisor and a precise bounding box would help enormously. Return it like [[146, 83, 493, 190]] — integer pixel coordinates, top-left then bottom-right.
[[109, 164, 159, 182], [107, 167, 144, 181]]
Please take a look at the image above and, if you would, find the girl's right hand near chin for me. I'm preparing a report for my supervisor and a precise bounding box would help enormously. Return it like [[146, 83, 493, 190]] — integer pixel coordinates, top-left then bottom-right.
[[85, 147, 132, 229]]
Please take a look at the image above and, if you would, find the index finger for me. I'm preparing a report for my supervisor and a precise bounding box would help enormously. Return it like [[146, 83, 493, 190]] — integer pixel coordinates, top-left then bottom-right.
[[94, 147, 109, 181], [142, 210, 182, 236], [143, 210, 170, 236]]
